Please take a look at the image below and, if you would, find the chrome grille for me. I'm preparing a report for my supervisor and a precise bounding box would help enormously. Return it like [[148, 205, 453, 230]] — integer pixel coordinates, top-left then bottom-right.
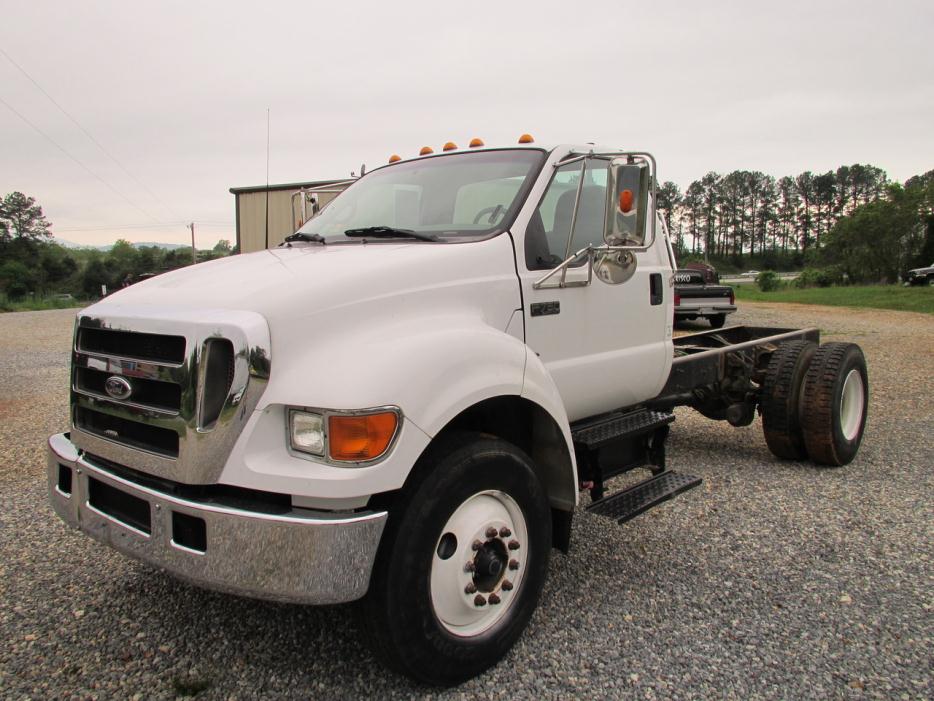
[[69, 310, 271, 484], [77, 327, 186, 364]]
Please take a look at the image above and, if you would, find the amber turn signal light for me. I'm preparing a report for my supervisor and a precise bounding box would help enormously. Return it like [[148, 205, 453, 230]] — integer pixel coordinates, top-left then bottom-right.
[[619, 189, 634, 213], [328, 412, 398, 462]]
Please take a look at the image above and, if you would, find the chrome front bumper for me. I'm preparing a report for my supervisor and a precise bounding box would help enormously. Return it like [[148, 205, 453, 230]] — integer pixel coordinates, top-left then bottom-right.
[[47, 433, 387, 604]]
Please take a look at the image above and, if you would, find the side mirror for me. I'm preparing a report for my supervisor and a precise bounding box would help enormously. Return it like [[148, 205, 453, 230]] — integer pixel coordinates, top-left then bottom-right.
[[604, 158, 650, 247]]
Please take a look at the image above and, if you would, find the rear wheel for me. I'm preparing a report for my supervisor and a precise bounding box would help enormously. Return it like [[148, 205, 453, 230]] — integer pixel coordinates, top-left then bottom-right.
[[760, 340, 817, 459], [359, 433, 551, 686], [709, 314, 727, 329], [800, 343, 869, 466]]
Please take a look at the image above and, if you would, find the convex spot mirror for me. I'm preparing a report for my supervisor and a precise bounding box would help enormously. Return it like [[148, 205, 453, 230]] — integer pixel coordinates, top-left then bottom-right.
[[605, 159, 650, 247]]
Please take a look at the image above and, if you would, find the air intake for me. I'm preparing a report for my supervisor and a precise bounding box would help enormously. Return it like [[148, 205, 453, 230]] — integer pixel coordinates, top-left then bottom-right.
[[199, 338, 235, 430]]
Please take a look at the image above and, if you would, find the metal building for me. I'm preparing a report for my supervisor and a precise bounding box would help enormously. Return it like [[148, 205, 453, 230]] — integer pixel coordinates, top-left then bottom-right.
[[230, 179, 353, 253]]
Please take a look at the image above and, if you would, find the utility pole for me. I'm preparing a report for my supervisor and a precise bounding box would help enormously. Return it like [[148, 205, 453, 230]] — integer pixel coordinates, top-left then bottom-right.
[[189, 222, 196, 264]]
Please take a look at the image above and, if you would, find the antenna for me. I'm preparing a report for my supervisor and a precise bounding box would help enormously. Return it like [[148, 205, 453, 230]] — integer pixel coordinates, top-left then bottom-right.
[[264, 108, 270, 250]]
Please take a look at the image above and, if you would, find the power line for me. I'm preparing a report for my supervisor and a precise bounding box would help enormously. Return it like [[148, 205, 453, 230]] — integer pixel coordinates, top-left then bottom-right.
[[0, 47, 185, 222], [0, 94, 165, 224], [55, 223, 187, 232], [56, 221, 233, 232]]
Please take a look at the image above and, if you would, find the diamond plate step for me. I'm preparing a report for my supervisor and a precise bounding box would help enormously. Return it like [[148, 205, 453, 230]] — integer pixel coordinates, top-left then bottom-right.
[[586, 470, 702, 524], [571, 409, 674, 451]]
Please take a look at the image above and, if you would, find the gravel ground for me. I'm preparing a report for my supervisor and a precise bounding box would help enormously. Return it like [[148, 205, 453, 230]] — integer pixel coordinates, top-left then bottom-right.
[[1, 304, 932, 700]]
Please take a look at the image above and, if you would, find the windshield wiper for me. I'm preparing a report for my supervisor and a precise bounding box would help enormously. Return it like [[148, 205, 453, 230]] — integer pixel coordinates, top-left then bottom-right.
[[282, 232, 326, 244], [344, 226, 438, 242]]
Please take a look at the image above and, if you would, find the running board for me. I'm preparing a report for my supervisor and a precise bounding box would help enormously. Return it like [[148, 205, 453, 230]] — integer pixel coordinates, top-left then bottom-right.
[[571, 409, 675, 451], [586, 470, 702, 524]]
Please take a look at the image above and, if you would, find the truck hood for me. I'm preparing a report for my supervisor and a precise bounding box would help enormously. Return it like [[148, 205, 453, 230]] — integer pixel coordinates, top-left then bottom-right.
[[83, 237, 521, 331]]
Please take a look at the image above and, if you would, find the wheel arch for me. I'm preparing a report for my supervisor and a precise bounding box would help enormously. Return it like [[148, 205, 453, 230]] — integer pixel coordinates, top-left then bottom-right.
[[434, 395, 577, 514]]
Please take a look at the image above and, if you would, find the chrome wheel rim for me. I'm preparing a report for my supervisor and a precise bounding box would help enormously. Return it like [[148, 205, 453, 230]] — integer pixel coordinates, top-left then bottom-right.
[[840, 369, 865, 441], [430, 490, 528, 637]]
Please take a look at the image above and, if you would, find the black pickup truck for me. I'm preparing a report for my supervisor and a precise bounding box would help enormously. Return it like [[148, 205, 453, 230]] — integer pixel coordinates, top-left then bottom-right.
[[673, 268, 736, 328]]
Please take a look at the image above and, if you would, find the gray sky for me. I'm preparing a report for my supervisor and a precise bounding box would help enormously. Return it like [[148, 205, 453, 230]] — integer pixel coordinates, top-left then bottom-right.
[[2, 0, 932, 246]]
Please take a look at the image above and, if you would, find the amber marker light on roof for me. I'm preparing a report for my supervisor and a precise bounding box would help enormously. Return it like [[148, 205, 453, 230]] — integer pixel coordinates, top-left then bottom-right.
[[419, 146, 434, 155], [388, 154, 401, 163], [518, 133, 535, 144], [469, 137, 485, 148], [443, 141, 458, 151]]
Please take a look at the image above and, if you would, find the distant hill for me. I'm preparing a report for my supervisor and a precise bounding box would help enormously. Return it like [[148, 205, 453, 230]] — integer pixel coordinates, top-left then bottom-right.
[[53, 238, 191, 252]]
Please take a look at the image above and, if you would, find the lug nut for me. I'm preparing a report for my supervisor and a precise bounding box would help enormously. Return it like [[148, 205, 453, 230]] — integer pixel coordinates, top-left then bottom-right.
[[474, 594, 487, 607], [501, 579, 513, 591], [464, 561, 475, 573], [508, 540, 520, 551], [499, 527, 511, 538], [485, 526, 498, 539], [509, 559, 520, 570], [465, 582, 477, 594], [471, 540, 483, 551], [488, 593, 501, 605]]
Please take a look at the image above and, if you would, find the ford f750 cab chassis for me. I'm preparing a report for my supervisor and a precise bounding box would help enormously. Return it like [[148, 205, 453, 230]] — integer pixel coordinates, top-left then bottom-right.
[[48, 138, 869, 686]]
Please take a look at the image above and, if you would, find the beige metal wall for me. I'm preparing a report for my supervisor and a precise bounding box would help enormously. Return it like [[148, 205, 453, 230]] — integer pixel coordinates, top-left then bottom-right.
[[237, 188, 344, 253]]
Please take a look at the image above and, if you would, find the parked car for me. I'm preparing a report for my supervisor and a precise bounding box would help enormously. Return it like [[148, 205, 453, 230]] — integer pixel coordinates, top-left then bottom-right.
[[906, 263, 934, 286], [673, 268, 736, 327], [741, 270, 760, 278]]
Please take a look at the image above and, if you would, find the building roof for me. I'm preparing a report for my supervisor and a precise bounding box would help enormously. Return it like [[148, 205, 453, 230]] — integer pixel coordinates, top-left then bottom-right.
[[229, 179, 351, 195]]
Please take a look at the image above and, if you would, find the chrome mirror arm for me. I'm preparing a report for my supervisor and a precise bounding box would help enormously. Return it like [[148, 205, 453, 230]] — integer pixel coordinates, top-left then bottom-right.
[[532, 247, 595, 290]]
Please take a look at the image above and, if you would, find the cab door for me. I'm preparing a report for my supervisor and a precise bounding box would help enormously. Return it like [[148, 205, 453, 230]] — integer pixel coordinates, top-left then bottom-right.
[[517, 155, 672, 422]]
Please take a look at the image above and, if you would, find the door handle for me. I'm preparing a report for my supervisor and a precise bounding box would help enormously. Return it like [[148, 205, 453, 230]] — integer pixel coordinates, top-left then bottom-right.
[[650, 273, 663, 305]]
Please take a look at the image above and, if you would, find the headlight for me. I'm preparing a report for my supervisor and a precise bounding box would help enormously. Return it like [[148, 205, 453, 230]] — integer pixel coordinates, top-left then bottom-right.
[[289, 410, 325, 456], [288, 407, 400, 464]]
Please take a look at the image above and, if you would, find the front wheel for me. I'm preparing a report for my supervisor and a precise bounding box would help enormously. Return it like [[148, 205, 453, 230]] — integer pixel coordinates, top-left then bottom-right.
[[359, 433, 551, 686]]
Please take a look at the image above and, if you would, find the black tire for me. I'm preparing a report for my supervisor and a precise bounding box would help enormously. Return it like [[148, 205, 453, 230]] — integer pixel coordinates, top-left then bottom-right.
[[709, 313, 727, 329], [801, 342, 869, 466], [760, 340, 818, 459], [359, 432, 551, 686]]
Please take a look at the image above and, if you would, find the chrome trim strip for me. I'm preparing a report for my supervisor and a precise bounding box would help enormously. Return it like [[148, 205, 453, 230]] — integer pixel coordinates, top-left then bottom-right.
[[71, 387, 180, 417]]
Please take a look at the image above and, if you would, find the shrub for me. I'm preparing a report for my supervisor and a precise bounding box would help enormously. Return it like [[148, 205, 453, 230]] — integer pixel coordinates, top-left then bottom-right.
[[795, 266, 845, 288], [756, 270, 782, 292]]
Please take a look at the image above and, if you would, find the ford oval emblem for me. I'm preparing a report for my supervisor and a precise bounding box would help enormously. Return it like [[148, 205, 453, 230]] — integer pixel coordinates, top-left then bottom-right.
[[104, 375, 133, 401]]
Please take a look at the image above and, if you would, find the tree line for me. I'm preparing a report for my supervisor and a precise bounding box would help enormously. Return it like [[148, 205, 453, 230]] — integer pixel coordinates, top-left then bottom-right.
[[0, 191, 233, 301], [655, 164, 933, 283]]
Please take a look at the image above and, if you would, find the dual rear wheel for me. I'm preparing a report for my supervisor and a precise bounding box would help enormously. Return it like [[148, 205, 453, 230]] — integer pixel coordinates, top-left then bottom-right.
[[761, 341, 868, 466]]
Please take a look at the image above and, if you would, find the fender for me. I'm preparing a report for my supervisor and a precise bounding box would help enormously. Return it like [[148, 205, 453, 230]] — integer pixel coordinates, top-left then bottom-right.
[[219, 313, 531, 500], [520, 347, 579, 508]]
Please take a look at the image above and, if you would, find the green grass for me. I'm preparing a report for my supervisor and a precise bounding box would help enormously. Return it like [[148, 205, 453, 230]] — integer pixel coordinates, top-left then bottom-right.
[[0, 294, 87, 312], [733, 284, 934, 314]]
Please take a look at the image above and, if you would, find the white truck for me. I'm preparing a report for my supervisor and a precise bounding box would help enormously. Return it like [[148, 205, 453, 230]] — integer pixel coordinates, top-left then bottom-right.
[[48, 139, 870, 686]]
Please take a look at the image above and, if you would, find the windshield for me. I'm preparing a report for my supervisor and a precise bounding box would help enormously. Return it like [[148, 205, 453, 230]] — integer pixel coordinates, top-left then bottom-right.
[[296, 149, 545, 242]]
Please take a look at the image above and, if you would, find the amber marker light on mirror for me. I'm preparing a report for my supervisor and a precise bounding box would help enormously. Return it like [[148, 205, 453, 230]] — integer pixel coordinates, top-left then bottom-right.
[[443, 141, 458, 151], [328, 412, 399, 462], [419, 146, 434, 155], [619, 189, 634, 213], [518, 133, 534, 144], [469, 138, 484, 148]]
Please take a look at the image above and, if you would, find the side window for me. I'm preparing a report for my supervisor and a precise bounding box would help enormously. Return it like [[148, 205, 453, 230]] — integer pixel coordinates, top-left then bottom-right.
[[526, 159, 608, 270]]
